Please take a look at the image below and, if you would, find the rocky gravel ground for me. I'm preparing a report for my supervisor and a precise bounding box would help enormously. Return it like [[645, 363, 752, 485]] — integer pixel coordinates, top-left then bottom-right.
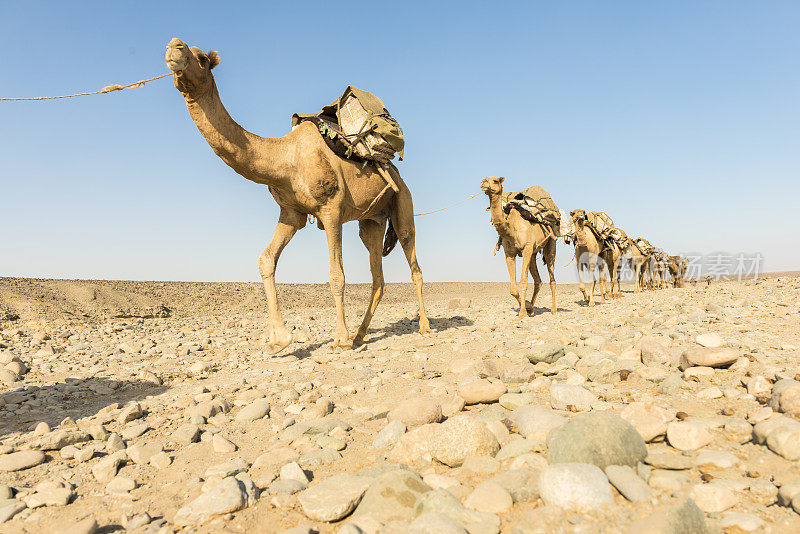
[[0, 276, 799, 533]]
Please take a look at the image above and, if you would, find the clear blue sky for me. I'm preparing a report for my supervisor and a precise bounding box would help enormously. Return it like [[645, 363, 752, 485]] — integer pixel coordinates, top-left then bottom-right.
[[2, 1, 798, 283]]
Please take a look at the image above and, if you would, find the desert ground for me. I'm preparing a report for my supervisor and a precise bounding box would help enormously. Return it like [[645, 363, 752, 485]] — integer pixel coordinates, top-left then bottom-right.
[[1, 274, 800, 533]]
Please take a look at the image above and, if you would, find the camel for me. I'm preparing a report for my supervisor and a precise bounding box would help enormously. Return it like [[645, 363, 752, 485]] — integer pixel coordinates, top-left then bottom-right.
[[667, 255, 688, 288], [480, 177, 557, 317], [567, 209, 614, 306], [164, 38, 431, 354], [622, 238, 648, 292]]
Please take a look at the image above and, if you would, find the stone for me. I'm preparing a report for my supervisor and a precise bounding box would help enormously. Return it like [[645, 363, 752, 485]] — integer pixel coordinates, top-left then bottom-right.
[[387, 424, 436, 464], [408, 512, 467, 534], [765, 425, 800, 460], [126, 443, 162, 465], [457, 379, 506, 405], [666, 421, 712, 451], [106, 476, 137, 494], [649, 469, 689, 492], [29, 430, 91, 450], [280, 462, 309, 485], [538, 463, 614, 511], [680, 347, 738, 370], [640, 339, 676, 366], [173, 423, 201, 444], [0, 369, 18, 384], [464, 481, 513, 514], [372, 420, 406, 449], [235, 399, 271, 422], [387, 398, 442, 428], [498, 392, 537, 411], [509, 405, 567, 441], [719, 512, 765, 533], [212, 434, 238, 452], [297, 474, 371, 522], [547, 412, 647, 470], [620, 402, 671, 442], [269, 479, 305, 495], [746, 375, 771, 397], [174, 476, 251, 525], [690, 483, 739, 514], [627, 498, 710, 534], [488, 468, 541, 502], [429, 415, 499, 467], [695, 333, 723, 348], [205, 458, 249, 478], [499, 362, 537, 384], [24, 485, 74, 507], [548, 383, 599, 411], [770, 379, 800, 417], [723, 418, 752, 444], [92, 451, 125, 482], [462, 454, 500, 475], [693, 450, 739, 471], [604, 465, 650, 502], [413, 489, 500, 531], [117, 402, 143, 424], [352, 470, 431, 523], [0, 450, 45, 472], [0, 501, 25, 524], [526, 344, 565, 364]]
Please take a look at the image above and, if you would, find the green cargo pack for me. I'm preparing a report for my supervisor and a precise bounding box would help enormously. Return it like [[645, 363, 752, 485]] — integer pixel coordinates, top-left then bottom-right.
[[501, 185, 562, 235], [292, 86, 404, 164]]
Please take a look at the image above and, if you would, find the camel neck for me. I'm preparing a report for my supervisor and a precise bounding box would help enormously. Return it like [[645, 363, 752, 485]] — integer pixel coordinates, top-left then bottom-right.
[[185, 80, 290, 186], [488, 193, 510, 236]]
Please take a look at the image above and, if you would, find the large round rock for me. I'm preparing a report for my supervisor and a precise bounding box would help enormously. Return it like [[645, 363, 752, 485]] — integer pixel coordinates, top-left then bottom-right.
[[547, 412, 646, 470], [429, 415, 500, 467]]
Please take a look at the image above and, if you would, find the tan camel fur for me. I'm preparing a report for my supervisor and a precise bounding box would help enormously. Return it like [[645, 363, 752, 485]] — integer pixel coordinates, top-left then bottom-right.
[[165, 38, 431, 353], [605, 241, 623, 299], [568, 209, 614, 306], [667, 255, 687, 288], [625, 240, 648, 292], [480, 177, 557, 317]]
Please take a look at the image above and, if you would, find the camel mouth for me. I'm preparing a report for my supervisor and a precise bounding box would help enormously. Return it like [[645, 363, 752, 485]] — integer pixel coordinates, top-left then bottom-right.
[[165, 54, 188, 73]]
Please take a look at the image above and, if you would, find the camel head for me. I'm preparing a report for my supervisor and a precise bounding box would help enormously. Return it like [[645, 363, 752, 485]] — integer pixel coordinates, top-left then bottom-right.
[[165, 38, 221, 97], [480, 176, 506, 198], [569, 209, 588, 227]]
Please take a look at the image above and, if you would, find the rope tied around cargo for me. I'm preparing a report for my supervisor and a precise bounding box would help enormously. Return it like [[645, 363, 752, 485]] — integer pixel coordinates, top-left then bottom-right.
[[0, 73, 171, 101]]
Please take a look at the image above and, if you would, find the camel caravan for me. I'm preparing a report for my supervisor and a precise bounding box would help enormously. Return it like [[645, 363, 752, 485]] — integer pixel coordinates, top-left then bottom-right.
[[164, 38, 688, 353]]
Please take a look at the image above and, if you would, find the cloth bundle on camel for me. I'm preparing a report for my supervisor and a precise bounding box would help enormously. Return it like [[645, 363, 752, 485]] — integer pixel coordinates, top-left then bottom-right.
[[500, 185, 562, 237], [291, 86, 404, 164], [634, 237, 655, 255], [609, 227, 631, 249]]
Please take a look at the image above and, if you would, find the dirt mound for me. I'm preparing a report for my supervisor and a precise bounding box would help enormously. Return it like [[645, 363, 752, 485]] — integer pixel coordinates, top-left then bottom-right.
[[0, 277, 510, 323]]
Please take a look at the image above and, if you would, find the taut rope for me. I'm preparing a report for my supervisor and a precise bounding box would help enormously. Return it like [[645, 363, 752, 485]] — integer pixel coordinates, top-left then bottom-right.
[[414, 193, 479, 217], [0, 73, 171, 101]]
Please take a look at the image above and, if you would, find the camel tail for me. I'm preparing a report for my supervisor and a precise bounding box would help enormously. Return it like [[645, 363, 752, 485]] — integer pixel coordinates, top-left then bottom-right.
[[382, 219, 398, 257]]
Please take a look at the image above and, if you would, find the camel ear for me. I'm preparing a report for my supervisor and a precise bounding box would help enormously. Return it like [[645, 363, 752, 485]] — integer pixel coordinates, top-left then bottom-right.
[[569, 210, 575, 216], [208, 50, 221, 69], [498, 176, 505, 183]]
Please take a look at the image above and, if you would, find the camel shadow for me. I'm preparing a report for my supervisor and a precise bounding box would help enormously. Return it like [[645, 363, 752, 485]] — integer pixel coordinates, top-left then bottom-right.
[[0, 377, 169, 439], [277, 315, 474, 358], [528, 305, 571, 314], [360, 314, 474, 346]]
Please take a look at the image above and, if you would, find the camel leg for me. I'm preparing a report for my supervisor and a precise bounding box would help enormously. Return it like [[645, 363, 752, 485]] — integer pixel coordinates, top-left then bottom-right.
[[634, 262, 642, 292], [544, 238, 557, 314], [597, 257, 607, 304], [505, 252, 522, 311], [528, 255, 542, 314], [391, 186, 432, 335], [258, 211, 305, 355], [518, 246, 534, 317], [577, 252, 589, 304], [352, 219, 386, 347], [322, 218, 351, 349], [588, 259, 598, 306]]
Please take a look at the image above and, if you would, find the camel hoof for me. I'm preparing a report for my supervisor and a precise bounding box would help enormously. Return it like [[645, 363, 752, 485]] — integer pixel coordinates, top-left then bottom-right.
[[266, 337, 293, 356], [418, 324, 433, 335]]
